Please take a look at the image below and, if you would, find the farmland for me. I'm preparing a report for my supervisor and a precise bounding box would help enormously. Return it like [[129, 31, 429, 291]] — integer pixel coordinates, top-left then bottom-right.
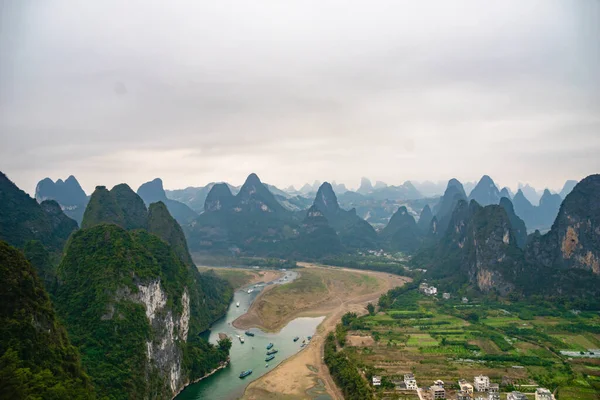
[[329, 282, 600, 399]]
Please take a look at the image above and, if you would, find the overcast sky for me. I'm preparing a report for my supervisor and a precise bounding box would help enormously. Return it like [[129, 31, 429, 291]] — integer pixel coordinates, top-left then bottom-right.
[[1, 0, 599, 195]]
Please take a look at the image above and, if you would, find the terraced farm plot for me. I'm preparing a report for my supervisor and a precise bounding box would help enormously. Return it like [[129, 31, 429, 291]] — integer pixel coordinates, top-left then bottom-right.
[[407, 333, 438, 347], [345, 287, 600, 399]]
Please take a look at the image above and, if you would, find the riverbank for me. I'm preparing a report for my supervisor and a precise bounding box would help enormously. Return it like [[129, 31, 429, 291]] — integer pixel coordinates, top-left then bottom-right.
[[241, 263, 411, 399], [172, 360, 229, 399], [233, 264, 390, 332], [197, 266, 284, 290]]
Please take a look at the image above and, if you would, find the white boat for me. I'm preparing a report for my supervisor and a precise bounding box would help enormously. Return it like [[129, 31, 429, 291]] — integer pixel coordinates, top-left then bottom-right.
[[247, 289, 253, 294], [236, 302, 240, 307]]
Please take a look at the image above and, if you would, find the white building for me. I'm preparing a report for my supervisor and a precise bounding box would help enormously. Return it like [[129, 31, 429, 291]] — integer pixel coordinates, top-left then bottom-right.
[[372, 376, 381, 386], [443, 292, 451, 300], [459, 379, 474, 394], [535, 388, 553, 400], [404, 373, 417, 390], [488, 383, 500, 400], [462, 297, 469, 304], [434, 379, 444, 387], [430, 385, 445, 399], [424, 286, 438, 295], [474, 375, 490, 391]]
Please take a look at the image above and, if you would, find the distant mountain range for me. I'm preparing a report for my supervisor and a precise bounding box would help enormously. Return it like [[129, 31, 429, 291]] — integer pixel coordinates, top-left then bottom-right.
[[3, 167, 597, 398], [35, 176, 89, 224], [413, 175, 600, 297]]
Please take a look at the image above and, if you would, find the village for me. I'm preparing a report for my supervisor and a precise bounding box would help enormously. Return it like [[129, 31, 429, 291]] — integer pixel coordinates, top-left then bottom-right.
[[371, 373, 555, 400]]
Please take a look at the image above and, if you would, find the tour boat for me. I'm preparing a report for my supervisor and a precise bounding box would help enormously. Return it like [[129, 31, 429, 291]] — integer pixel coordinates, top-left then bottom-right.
[[267, 349, 278, 355], [265, 355, 275, 362], [293, 336, 299, 342], [266, 342, 274, 350], [236, 302, 240, 307], [239, 370, 252, 378], [245, 330, 255, 337]]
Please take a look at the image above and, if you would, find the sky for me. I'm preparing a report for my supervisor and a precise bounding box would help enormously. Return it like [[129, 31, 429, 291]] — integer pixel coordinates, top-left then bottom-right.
[[1, 0, 599, 195]]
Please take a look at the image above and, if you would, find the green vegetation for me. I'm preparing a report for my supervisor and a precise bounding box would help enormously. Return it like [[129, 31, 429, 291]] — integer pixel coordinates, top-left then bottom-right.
[[324, 329, 373, 400], [321, 254, 416, 277], [0, 240, 94, 399], [56, 224, 232, 399], [0, 173, 77, 284], [148, 201, 194, 266], [340, 283, 600, 398], [81, 184, 148, 230]]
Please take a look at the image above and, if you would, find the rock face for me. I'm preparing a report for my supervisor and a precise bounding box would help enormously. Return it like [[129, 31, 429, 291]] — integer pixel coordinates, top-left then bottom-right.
[[468, 175, 501, 206], [414, 200, 524, 294], [433, 178, 468, 235], [415, 174, 600, 298], [526, 175, 600, 274], [35, 175, 88, 224], [137, 178, 198, 225], [56, 223, 232, 399], [380, 206, 422, 252]]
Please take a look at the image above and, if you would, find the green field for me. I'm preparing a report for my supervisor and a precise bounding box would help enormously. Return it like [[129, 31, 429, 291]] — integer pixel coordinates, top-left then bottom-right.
[[337, 282, 600, 399]]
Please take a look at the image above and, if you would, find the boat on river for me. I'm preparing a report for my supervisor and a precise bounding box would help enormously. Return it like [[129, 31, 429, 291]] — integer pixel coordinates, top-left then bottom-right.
[[266, 349, 278, 355], [236, 335, 244, 343], [293, 336, 299, 342], [245, 331, 255, 337], [247, 289, 253, 294], [236, 302, 240, 307], [239, 370, 252, 378], [266, 342, 274, 350], [265, 355, 275, 362]]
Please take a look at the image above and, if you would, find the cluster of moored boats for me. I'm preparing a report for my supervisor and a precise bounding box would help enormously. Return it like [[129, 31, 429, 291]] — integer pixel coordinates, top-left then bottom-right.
[[239, 341, 280, 378]]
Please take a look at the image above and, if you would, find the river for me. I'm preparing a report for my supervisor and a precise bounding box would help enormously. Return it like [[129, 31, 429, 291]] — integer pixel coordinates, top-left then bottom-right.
[[176, 269, 325, 400]]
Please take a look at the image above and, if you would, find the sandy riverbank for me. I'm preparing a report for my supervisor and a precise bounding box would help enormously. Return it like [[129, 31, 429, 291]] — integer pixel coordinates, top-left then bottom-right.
[[197, 266, 283, 290], [240, 263, 411, 399]]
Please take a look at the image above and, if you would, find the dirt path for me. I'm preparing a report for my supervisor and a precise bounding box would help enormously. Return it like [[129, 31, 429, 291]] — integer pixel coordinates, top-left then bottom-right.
[[241, 263, 411, 400]]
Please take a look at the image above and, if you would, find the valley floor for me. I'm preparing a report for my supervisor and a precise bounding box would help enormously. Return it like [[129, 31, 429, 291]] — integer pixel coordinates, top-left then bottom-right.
[[238, 263, 411, 400]]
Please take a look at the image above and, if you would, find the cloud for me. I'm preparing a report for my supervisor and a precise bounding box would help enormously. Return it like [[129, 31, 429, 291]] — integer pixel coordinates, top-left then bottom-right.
[[1, 0, 599, 194]]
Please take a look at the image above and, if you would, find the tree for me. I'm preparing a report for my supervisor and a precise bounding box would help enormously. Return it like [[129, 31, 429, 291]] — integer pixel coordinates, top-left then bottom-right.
[[366, 303, 375, 316], [218, 337, 232, 352]]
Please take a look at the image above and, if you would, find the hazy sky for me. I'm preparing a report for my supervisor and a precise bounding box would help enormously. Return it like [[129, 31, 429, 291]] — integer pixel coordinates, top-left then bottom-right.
[[1, 0, 599, 195]]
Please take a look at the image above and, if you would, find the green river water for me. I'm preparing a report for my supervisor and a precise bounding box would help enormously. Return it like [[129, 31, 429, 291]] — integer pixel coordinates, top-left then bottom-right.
[[176, 270, 325, 400]]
